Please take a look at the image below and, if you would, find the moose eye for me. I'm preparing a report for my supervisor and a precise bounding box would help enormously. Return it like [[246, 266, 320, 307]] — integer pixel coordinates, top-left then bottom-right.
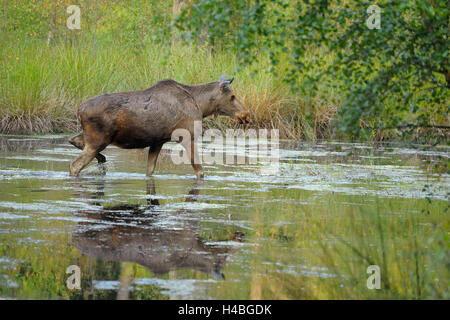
[[230, 95, 235, 101]]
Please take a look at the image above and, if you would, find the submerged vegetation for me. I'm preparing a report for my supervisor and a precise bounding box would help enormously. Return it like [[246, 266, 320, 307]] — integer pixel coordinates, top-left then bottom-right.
[[1, 185, 448, 299], [0, 137, 448, 299], [0, 0, 448, 142]]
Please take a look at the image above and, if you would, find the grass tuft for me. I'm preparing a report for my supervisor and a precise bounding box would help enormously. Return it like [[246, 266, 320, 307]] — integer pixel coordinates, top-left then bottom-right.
[[0, 37, 340, 139]]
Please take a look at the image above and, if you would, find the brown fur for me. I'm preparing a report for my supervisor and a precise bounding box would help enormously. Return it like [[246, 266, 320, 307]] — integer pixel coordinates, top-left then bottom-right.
[[69, 78, 250, 178]]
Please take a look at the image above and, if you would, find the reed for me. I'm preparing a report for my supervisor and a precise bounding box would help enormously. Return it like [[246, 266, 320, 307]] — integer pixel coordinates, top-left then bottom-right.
[[0, 36, 339, 139]]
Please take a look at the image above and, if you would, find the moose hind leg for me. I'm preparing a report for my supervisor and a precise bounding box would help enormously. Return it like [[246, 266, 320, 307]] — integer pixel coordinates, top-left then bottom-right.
[[69, 133, 106, 163], [146, 143, 163, 176]]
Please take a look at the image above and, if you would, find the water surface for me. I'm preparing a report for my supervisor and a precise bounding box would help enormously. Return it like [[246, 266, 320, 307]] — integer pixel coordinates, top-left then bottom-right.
[[0, 135, 448, 299]]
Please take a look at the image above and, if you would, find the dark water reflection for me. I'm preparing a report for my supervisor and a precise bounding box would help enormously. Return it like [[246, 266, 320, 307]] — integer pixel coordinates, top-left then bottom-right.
[[0, 134, 448, 299], [72, 178, 243, 281]]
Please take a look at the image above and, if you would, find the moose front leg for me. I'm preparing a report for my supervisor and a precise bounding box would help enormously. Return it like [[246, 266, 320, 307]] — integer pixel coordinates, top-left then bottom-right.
[[145, 177, 160, 206], [147, 143, 163, 176], [182, 138, 204, 179]]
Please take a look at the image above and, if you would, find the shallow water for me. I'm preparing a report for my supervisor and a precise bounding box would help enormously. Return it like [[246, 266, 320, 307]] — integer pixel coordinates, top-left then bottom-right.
[[0, 135, 448, 299]]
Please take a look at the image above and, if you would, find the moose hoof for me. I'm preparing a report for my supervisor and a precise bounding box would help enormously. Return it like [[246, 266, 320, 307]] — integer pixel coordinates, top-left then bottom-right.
[[98, 163, 107, 175], [96, 153, 106, 164], [69, 166, 79, 177], [196, 171, 204, 179]]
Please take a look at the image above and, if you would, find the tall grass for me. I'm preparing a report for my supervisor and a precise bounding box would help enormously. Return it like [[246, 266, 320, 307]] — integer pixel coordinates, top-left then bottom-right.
[[317, 198, 449, 299], [0, 36, 340, 139]]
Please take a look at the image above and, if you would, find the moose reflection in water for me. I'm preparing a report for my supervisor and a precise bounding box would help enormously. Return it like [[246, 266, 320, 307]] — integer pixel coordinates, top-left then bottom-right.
[[71, 178, 245, 280]]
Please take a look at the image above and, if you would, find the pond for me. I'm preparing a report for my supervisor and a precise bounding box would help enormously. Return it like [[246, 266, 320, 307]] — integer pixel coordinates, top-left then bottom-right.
[[0, 135, 448, 299]]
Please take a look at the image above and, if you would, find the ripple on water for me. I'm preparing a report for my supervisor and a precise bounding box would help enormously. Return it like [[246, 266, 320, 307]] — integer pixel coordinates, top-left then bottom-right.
[[0, 135, 448, 300], [92, 278, 222, 298]]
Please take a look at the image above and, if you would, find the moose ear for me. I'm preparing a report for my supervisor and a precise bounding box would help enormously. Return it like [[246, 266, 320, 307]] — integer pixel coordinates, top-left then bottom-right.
[[219, 74, 233, 90], [220, 81, 229, 91]]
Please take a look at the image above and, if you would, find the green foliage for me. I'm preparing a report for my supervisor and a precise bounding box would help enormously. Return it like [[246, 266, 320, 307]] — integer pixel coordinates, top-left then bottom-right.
[[173, 0, 449, 138], [1, 0, 448, 140]]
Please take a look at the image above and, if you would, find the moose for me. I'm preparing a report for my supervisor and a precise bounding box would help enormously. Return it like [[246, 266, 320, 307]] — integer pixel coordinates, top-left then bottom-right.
[[69, 75, 250, 178]]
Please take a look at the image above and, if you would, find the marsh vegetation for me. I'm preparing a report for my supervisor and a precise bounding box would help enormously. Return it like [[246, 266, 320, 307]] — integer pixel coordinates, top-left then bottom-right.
[[0, 136, 448, 299]]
